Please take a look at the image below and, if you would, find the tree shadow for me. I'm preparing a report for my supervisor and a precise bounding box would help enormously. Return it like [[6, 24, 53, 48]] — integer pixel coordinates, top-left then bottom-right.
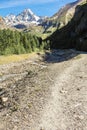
[[41, 49, 84, 63]]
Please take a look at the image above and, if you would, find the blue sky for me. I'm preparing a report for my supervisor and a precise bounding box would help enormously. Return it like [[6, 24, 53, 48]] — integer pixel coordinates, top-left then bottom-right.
[[0, 0, 77, 17]]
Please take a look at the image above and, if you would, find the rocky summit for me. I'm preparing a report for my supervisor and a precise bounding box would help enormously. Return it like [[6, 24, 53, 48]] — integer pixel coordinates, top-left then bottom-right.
[[3, 9, 41, 27]]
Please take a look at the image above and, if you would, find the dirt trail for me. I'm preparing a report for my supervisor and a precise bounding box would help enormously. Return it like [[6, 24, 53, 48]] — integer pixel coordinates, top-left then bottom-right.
[[38, 62, 77, 130], [0, 50, 87, 130], [37, 55, 87, 130]]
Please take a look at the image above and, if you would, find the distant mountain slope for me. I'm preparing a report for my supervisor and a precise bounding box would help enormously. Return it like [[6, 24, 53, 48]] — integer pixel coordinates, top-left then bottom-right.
[[46, 1, 87, 51], [40, 0, 84, 34], [52, 0, 82, 20]]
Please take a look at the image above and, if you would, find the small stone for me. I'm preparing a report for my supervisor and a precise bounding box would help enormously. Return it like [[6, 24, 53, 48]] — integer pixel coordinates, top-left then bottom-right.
[[2, 97, 8, 102], [79, 76, 83, 79], [77, 88, 80, 91], [74, 115, 84, 120], [40, 128, 44, 130], [13, 126, 18, 130]]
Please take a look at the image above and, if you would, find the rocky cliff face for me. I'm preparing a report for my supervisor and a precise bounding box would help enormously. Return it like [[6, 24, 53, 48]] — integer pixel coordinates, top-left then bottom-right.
[[47, 1, 87, 51]]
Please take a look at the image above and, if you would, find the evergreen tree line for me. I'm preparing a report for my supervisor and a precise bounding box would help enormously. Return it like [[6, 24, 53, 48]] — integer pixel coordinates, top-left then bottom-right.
[[0, 29, 45, 55]]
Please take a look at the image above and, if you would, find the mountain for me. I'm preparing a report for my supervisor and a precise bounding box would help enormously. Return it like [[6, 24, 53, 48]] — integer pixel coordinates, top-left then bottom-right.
[[52, 0, 82, 21], [1, 0, 85, 36], [42, 0, 83, 30], [4, 9, 41, 28], [39, 0, 84, 37], [46, 0, 87, 51], [3, 0, 82, 30]]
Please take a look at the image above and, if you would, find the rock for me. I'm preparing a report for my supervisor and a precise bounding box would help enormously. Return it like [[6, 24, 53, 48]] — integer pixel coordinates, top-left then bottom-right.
[[2, 97, 8, 102], [0, 96, 8, 104]]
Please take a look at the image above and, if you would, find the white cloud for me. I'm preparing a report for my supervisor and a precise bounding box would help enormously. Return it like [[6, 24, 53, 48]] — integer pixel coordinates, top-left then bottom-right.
[[0, 0, 58, 9]]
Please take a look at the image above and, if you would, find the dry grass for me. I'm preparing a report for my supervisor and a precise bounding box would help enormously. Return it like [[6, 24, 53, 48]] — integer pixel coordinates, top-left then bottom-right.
[[0, 53, 36, 65], [74, 54, 82, 60]]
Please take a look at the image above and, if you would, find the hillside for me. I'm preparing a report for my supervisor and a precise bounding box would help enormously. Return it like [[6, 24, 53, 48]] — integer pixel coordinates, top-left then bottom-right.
[[41, 0, 83, 33], [47, 1, 87, 51], [52, 0, 83, 25]]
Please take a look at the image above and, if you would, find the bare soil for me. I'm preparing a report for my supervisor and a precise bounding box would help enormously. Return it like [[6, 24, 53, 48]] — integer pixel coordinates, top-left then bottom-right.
[[0, 49, 87, 130]]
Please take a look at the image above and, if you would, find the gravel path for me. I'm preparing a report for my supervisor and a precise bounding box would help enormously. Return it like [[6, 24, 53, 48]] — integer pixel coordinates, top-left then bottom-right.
[[37, 55, 87, 130], [0, 50, 87, 130]]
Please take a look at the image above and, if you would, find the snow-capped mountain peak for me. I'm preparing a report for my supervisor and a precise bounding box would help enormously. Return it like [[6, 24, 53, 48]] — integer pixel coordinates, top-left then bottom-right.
[[17, 8, 40, 22], [23, 9, 34, 15], [4, 8, 41, 26], [23, 9, 40, 21]]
